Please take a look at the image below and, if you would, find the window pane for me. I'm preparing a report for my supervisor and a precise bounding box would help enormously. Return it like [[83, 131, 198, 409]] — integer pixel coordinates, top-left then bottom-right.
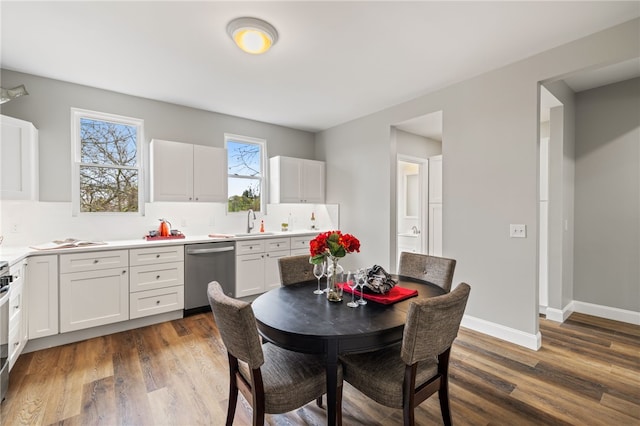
[[227, 140, 261, 177], [80, 118, 137, 166], [228, 177, 261, 212], [80, 166, 139, 212]]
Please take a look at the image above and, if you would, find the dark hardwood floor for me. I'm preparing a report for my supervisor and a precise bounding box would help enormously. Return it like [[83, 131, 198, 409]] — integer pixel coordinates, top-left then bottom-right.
[[1, 312, 638, 425]]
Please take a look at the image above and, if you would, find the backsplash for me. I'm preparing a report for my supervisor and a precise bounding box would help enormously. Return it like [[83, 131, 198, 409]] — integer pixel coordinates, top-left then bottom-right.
[[0, 200, 339, 247]]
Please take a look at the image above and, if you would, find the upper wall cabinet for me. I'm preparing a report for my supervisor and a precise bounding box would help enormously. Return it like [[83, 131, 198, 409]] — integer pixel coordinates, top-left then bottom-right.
[[1, 115, 39, 200], [150, 139, 227, 202], [270, 156, 325, 203]]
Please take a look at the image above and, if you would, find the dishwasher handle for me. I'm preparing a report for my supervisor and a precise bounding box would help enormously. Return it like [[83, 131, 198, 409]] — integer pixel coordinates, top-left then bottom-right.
[[186, 246, 235, 255]]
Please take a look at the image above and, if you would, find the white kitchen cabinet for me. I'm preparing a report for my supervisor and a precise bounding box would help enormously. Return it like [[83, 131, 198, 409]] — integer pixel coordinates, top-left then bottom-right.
[[1, 115, 39, 200], [428, 155, 442, 204], [270, 156, 325, 203], [8, 260, 27, 370], [26, 255, 59, 339], [60, 251, 129, 332], [150, 139, 227, 202], [429, 204, 443, 257], [235, 238, 291, 297], [129, 246, 184, 319]]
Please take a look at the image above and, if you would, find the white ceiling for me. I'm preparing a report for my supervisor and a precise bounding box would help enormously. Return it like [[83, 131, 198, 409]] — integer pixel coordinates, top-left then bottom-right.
[[1, 2, 638, 133]]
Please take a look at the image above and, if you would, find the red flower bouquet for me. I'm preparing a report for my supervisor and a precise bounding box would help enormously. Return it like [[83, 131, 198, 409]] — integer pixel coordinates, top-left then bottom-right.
[[309, 230, 360, 264]]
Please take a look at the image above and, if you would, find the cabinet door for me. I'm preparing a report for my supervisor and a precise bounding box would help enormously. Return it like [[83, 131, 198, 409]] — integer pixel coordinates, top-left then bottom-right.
[[60, 268, 129, 332], [301, 160, 325, 203], [193, 145, 227, 202], [264, 249, 290, 291], [1, 115, 38, 200], [428, 203, 443, 257], [150, 139, 194, 201], [26, 255, 59, 339], [274, 156, 302, 203], [428, 155, 443, 204], [235, 253, 265, 297]]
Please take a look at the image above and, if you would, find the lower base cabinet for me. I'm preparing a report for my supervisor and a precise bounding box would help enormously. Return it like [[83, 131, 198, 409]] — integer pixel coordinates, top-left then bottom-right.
[[60, 267, 129, 333]]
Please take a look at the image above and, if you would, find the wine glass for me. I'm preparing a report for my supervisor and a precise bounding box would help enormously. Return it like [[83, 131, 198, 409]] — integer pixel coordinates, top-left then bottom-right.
[[313, 262, 325, 295], [346, 271, 358, 308], [356, 268, 368, 305]]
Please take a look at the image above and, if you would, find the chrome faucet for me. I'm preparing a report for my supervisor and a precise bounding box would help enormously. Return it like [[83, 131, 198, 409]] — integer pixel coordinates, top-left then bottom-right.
[[411, 226, 420, 234], [247, 209, 256, 233]]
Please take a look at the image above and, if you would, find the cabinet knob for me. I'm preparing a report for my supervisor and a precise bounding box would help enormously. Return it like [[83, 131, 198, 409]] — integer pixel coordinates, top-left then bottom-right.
[[14, 342, 19, 347], [122, 270, 127, 274], [156, 254, 160, 258], [13, 304, 19, 310], [189, 197, 192, 200], [156, 300, 160, 304], [195, 197, 199, 201], [156, 275, 161, 279], [93, 259, 99, 264]]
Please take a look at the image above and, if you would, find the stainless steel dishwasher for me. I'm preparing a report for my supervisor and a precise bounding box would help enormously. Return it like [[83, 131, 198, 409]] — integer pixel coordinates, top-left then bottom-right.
[[184, 241, 235, 315]]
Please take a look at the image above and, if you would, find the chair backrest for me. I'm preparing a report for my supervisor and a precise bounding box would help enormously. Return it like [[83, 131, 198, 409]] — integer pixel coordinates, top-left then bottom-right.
[[400, 282, 470, 365], [278, 254, 315, 286], [398, 252, 457, 292], [207, 281, 264, 369]]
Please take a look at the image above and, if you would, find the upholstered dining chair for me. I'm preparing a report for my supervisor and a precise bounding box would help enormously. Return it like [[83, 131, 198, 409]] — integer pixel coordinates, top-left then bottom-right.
[[398, 252, 457, 292], [207, 281, 343, 426], [339, 282, 470, 426], [278, 254, 315, 286]]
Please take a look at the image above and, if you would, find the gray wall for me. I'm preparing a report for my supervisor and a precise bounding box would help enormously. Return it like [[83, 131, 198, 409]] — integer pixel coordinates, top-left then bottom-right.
[[316, 18, 639, 341], [0, 70, 315, 202], [574, 77, 640, 311]]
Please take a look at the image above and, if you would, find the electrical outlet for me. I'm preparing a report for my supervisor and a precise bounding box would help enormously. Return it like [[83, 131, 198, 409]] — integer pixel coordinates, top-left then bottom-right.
[[509, 224, 526, 238]]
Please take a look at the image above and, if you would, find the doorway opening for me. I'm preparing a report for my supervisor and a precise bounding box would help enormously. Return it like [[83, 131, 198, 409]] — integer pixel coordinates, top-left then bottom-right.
[[392, 111, 443, 269]]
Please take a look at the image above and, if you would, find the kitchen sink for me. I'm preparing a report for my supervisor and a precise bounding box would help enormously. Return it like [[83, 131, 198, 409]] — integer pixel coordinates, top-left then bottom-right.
[[234, 232, 275, 237]]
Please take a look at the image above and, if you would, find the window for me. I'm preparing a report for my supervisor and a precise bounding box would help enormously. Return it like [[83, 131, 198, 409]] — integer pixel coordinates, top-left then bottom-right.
[[71, 108, 144, 214], [225, 134, 266, 213]]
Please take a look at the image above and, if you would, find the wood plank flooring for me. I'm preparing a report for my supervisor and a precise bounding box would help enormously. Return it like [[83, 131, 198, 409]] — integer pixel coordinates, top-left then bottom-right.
[[1, 312, 638, 425]]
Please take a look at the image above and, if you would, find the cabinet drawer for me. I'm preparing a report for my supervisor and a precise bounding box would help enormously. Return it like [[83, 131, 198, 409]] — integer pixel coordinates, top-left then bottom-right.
[[60, 250, 128, 273], [236, 240, 265, 255], [130, 285, 184, 319], [129, 245, 184, 267], [265, 238, 290, 251], [291, 236, 312, 253], [130, 262, 184, 293]]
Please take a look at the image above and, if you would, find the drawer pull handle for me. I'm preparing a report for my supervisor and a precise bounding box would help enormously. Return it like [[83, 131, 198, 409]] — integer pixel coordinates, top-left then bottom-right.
[[94, 259, 99, 264]]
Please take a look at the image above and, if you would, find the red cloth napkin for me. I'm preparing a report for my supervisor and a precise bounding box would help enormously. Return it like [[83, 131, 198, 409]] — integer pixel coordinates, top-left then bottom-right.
[[339, 283, 418, 305]]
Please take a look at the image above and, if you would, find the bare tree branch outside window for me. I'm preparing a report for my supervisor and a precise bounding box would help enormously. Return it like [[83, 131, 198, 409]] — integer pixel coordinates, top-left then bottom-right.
[[227, 140, 262, 212], [79, 118, 139, 212]]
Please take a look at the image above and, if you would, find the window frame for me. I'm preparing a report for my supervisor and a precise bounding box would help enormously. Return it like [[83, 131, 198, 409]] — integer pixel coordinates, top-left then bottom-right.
[[71, 108, 145, 216], [224, 133, 268, 214]]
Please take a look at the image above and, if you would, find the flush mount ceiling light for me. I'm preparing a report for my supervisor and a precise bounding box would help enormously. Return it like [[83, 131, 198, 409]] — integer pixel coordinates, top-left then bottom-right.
[[227, 17, 278, 55]]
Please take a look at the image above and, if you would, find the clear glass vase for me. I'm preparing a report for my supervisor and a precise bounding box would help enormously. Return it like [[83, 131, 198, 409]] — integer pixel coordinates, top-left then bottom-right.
[[326, 256, 343, 302]]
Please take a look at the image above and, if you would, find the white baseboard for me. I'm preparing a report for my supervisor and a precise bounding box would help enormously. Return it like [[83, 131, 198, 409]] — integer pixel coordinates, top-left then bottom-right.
[[545, 301, 574, 323], [461, 315, 541, 351], [572, 301, 640, 325]]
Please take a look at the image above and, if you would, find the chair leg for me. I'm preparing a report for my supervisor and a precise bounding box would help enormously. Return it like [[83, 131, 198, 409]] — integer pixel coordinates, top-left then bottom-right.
[[226, 376, 238, 426], [316, 396, 323, 408], [403, 405, 415, 426], [438, 380, 452, 426]]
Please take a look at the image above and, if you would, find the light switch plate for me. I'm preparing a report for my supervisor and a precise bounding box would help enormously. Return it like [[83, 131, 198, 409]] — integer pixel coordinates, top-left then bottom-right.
[[510, 224, 526, 238]]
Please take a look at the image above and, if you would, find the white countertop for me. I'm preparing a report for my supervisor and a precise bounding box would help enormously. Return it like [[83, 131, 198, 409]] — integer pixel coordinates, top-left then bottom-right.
[[0, 230, 321, 266]]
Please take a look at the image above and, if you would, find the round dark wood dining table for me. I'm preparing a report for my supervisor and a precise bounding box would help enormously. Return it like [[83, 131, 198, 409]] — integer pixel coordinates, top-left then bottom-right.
[[251, 275, 446, 426]]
